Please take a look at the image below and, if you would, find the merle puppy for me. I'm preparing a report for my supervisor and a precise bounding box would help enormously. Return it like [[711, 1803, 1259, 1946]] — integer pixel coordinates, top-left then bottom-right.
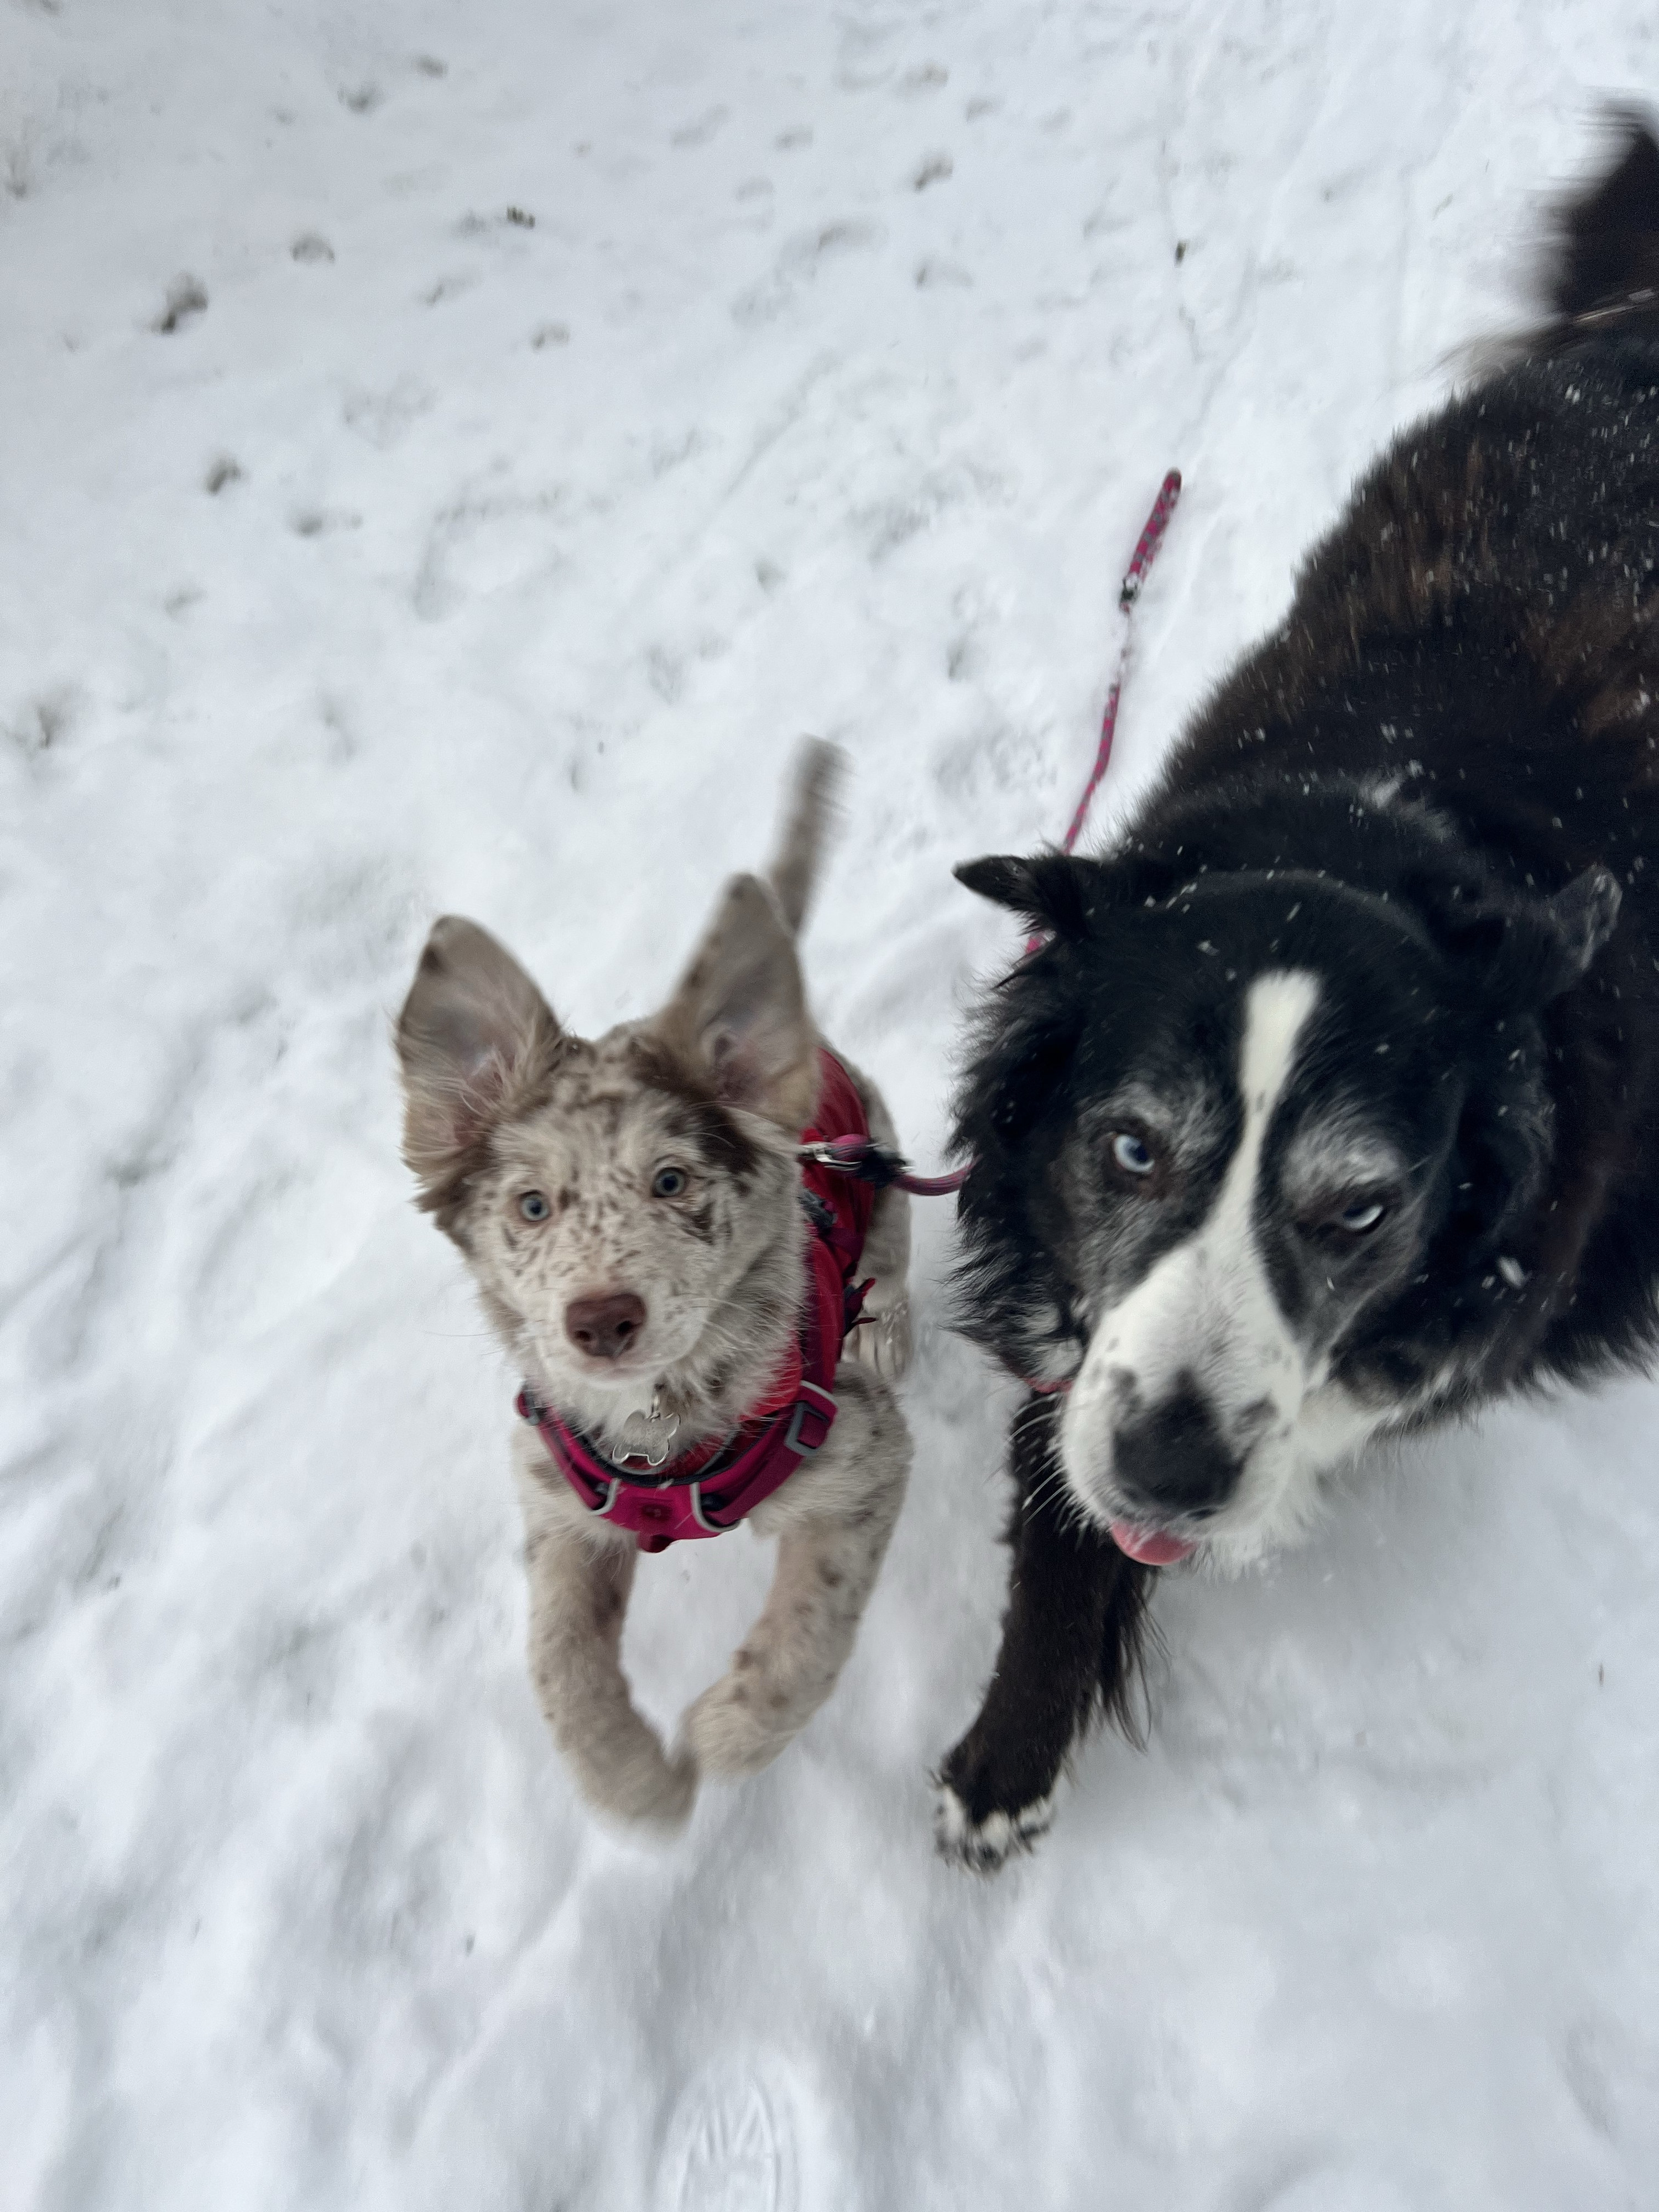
[[937, 116, 1659, 1870]]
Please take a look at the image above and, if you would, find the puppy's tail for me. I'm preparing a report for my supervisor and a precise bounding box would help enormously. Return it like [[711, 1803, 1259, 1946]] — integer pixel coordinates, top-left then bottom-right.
[[766, 738, 843, 937], [1541, 107, 1659, 342]]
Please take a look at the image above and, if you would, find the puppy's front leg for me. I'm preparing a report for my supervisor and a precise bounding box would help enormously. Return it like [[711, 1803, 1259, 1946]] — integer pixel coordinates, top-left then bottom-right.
[[849, 1183, 914, 1380], [685, 1373, 909, 1776], [835, 1057, 913, 1381], [517, 1459, 697, 1829], [936, 1394, 1155, 1872]]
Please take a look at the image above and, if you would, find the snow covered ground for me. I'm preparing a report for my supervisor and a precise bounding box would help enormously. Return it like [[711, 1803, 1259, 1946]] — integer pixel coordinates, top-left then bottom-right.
[[4, 1, 1659, 2204]]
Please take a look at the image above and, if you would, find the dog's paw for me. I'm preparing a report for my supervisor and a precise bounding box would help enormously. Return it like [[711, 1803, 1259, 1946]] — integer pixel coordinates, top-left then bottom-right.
[[683, 1668, 797, 1779], [932, 1777, 1055, 1874], [849, 1296, 912, 1382], [584, 1733, 699, 1832]]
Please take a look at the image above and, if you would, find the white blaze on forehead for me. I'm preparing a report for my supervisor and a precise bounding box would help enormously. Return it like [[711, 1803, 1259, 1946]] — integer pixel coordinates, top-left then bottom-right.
[[1230, 969, 1324, 1201], [1062, 969, 1323, 1499]]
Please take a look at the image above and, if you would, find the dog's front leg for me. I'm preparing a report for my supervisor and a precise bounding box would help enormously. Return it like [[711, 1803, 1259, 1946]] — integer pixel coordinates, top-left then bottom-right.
[[847, 1183, 914, 1380], [515, 1458, 697, 1829], [935, 1395, 1154, 1872], [684, 1371, 909, 1776]]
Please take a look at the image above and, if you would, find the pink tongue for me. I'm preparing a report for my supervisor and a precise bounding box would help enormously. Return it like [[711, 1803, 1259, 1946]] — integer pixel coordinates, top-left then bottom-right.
[[1110, 1521, 1196, 1567]]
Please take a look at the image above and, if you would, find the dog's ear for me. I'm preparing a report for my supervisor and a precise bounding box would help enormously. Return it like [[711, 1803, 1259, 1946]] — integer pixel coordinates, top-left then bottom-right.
[[651, 874, 818, 1131], [1435, 876, 1619, 1261], [1427, 866, 1622, 1008], [396, 916, 565, 1211], [1537, 867, 1624, 990], [954, 852, 1093, 938]]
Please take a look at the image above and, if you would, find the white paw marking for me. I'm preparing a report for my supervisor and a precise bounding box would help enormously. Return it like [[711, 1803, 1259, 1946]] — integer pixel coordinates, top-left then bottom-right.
[[933, 1780, 1056, 1874]]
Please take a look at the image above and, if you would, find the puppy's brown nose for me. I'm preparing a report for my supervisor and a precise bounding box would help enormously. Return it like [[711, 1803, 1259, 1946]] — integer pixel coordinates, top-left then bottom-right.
[[564, 1292, 646, 1360]]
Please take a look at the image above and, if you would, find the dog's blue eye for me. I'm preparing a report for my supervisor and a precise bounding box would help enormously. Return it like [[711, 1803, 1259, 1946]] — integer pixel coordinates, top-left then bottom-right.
[[1337, 1199, 1385, 1233], [652, 1166, 687, 1198], [519, 1191, 551, 1223], [1111, 1133, 1156, 1178]]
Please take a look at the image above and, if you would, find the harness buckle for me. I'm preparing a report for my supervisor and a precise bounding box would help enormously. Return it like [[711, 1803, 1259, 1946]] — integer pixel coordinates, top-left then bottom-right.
[[782, 1384, 837, 1459]]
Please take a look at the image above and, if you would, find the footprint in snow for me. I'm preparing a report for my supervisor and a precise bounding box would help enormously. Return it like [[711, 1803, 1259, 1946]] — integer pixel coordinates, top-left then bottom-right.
[[1255, 2168, 1418, 2212], [672, 106, 729, 149], [153, 275, 207, 334], [655, 2063, 800, 2212], [731, 219, 883, 326]]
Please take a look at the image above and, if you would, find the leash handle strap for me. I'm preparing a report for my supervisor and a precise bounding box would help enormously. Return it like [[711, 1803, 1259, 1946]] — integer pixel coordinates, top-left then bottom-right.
[[1057, 467, 1183, 859]]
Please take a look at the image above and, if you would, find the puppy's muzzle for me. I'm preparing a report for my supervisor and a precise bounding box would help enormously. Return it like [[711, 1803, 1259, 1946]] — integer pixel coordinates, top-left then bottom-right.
[[564, 1291, 647, 1361]]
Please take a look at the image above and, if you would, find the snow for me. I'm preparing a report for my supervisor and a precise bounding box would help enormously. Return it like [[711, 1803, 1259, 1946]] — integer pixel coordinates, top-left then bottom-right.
[[4, 1, 1659, 2205]]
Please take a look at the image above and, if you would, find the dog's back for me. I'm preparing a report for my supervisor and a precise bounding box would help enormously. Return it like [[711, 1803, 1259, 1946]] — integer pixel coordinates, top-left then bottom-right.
[[1140, 111, 1659, 1385]]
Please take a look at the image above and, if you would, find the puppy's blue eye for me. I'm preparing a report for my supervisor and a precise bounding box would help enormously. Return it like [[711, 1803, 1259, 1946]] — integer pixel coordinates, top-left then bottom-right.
[[652, 1166, 687, 1198], [519, 1191, 551, 1223], [1111, 1133, 1156, 1178], [1337, 1199, 1385, 1233]]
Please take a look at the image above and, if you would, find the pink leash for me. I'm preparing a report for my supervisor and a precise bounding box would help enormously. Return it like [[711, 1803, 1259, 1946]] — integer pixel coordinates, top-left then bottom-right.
[[808, 468, 1183, 1201], [1057, 468, 1183, 855]]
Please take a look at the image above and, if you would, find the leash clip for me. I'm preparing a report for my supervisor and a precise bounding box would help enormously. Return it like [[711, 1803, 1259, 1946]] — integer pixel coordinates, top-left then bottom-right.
[[799, 1136, 905, 1188]]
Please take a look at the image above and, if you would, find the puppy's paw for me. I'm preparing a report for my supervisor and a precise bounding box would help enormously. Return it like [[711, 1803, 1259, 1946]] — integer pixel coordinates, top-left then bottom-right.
[[583, 1731, 698, 1832], [932, 1777, 1055, 1874], [849, 1296, 912, 1382], [684, 1668, 797, 1779]]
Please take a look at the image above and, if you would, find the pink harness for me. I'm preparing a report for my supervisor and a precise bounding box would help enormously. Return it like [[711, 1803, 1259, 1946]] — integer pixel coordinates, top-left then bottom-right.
[[517, 1050, 876, 1553]]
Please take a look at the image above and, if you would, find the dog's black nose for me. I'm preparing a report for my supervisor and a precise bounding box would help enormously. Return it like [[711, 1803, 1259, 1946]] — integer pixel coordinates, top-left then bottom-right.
[[1112, 1379, 1239, 1516], [564, 1292, 646, 1360]]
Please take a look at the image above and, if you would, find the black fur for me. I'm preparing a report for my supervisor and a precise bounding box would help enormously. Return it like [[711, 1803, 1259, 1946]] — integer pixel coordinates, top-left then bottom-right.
[[939, 116, 1659, 1861], [937, 1395, 1157, 1865]]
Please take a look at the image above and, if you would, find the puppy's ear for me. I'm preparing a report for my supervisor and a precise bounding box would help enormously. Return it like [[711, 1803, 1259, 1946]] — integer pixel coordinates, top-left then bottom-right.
[[954, 851, 1093, 938], [652, 874, 818, 1131], [396, 917, 564, 1211], [1431, 867, 1622, 1008]]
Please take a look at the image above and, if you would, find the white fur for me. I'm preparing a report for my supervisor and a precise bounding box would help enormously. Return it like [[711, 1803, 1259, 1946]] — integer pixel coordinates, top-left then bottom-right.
[[1060, 971, 1334, 1564], [932, 1779, 1056, 1874]]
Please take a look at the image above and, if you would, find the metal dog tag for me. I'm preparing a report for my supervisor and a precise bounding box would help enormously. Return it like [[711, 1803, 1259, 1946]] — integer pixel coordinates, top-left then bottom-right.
[[611, 1396, 679, 1470]]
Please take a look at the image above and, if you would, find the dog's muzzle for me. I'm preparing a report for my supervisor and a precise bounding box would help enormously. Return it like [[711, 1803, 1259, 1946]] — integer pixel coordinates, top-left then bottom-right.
[[1108, 1379, 1241, 1518]]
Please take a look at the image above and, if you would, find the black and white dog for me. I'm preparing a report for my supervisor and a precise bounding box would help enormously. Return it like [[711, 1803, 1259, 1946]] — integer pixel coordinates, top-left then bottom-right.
[[937, 116, 1659, 1870]]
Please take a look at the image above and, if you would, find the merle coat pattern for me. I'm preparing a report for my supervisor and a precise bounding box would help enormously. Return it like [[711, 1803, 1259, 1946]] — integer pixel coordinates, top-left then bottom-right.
[[397, 745, 912, 1831], [938, 118, 1659, 1870]]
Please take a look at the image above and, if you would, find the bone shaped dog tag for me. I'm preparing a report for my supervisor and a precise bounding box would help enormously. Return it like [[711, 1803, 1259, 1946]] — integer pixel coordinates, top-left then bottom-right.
[[611, 1397, 679, 1470]]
